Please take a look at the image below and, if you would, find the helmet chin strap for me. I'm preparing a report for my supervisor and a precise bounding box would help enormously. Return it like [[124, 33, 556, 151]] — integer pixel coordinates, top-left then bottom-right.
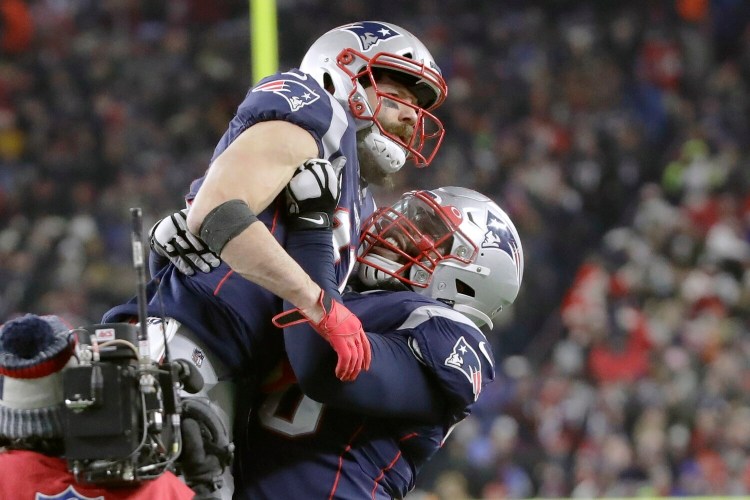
[[358, 254, 406, 288], [360, 128, 407, 174], [451, 303, 494, 330]]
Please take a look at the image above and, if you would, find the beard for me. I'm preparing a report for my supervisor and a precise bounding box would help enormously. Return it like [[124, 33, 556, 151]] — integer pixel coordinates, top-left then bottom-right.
[[358, 138, 395, 189], [355, 121, 414, 189]]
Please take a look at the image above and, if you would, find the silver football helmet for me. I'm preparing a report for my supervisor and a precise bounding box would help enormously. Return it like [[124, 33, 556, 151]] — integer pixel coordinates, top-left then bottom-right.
[[357, 186, 524, 329], [300, 21, 448, 171]]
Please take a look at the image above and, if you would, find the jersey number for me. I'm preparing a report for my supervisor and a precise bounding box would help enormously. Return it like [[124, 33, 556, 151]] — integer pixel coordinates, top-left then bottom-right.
[[258, 385, 324, 437]]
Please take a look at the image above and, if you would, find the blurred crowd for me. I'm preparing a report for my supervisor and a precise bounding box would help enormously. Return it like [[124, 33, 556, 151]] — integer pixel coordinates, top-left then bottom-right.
[[0, 0, 748, 497]]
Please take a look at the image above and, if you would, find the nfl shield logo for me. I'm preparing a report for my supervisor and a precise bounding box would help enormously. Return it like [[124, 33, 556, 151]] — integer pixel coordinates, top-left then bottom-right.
[[192, 347, 205, 368]]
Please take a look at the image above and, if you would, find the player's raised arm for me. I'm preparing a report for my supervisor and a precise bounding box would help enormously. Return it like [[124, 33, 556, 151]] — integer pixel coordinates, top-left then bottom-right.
[[271, 158, 371, 382], [273, 160, 447, 421], [185, 120, 326, 320]]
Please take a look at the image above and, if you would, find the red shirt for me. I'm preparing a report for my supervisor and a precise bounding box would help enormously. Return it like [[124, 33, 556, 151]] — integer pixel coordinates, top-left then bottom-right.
[[0, 450, 195, 499]]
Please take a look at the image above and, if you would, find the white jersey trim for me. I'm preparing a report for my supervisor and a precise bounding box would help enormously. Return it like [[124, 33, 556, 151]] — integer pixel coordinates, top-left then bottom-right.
[[321, 92, 348, 159], [396, 305, 485, 336]]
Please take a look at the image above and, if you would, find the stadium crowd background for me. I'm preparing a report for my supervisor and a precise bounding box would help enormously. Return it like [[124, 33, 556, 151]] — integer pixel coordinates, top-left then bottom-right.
[[0, 0, 748, 497]]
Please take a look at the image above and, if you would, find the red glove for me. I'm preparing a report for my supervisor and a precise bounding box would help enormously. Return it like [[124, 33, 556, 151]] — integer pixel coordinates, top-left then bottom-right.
[[272, 290, 371, 381]]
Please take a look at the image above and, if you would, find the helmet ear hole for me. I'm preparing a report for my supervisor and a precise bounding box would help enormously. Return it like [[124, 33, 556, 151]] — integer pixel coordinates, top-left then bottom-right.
[[455, 279, 475, 297], [323, 73, 334, 94]]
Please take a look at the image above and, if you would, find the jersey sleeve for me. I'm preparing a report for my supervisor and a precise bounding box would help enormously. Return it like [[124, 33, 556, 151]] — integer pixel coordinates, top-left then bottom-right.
[[210, 70, 340, 164], [404, 306, 496, 412]]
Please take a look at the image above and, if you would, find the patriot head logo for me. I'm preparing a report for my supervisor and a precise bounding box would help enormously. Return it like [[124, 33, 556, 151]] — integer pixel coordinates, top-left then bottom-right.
[[445, 336, 482, 401], [483, 211, 522, 281], [37, 485, 104, 500], [253, 79, 320, 112], [341, 22, 402, 51]]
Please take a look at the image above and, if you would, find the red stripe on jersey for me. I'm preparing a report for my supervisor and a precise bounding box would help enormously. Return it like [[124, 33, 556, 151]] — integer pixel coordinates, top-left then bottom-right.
[[213, 270, 234, 295], [473, 369, 482, 398], [370, 451, 403, 499], [270, 197, 282, 235], [328, 424, 366, 500]]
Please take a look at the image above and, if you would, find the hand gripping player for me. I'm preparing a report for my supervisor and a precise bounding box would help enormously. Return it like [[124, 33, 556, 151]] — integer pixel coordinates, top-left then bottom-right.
[[232, 163, 525, 499], [103, 21, 448, 498]]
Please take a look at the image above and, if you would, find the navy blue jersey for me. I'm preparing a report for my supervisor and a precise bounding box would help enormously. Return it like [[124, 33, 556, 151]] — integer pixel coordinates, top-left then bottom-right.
[[235, 291, 496, 499], [103, 69, 375, 376]]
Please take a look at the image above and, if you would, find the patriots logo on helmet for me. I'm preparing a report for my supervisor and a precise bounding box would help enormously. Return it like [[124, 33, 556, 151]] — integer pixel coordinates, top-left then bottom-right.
[[341, 21, 402, 51], [483, 212, 522, 281], [445, 336, 482, 401], [253, 79, 320, 112], [37, 485, 104, 500]]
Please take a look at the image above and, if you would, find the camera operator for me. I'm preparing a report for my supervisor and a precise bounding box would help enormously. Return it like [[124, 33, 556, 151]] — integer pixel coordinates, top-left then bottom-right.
[[0, 314, 196, 499]]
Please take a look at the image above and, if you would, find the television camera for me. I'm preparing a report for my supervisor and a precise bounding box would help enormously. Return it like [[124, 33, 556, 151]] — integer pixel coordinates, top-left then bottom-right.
[[61, 208, 205, 486]]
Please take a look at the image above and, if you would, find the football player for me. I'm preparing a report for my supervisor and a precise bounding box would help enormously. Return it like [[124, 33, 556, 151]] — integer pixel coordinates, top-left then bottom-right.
[[233, 165, 524, 499], [103, 21, 447, 497]]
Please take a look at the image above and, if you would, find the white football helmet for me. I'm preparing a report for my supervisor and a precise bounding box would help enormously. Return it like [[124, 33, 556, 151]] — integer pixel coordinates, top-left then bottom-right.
[[357, 186, 524, 329], [300, 21, 448, 171]]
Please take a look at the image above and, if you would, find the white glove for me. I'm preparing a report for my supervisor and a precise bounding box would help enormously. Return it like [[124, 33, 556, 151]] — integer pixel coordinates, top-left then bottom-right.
[[149, 209, 221, 276], [285, 157, 345, 229]]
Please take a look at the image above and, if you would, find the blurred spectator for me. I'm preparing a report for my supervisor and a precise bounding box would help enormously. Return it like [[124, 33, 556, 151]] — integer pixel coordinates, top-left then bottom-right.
[[0, 0, 33, 54]]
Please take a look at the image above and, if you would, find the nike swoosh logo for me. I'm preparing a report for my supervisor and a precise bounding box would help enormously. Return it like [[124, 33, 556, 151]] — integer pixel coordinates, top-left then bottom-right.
[[298, 215, 326, 225]]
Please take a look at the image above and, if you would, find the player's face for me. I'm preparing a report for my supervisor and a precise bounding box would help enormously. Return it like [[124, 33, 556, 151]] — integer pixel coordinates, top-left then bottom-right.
[[364, 74, 419, 147], [357, 75, 422, 187], [368, 197, 454, 267]]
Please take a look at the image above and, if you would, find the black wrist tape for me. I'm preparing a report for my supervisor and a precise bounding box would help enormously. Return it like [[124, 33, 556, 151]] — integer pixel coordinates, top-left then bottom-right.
[[199, 199, 259, 255]]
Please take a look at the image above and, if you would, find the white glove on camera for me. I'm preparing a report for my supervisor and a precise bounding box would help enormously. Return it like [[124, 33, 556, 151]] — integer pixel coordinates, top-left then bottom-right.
[[149, 209, 221, 276]]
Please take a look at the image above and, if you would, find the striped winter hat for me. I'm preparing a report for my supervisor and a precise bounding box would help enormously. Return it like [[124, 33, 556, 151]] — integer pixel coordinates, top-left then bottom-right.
[[0, 314, 76, 439]]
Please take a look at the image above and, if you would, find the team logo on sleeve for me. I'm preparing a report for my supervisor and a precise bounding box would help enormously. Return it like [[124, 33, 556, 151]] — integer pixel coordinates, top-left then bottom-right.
[[445, 337, 482, 401], [341, 22, 402, 51], [483, 212, 523, 281], [37, 485, 104, 500], [253, 79, 320, 111]]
